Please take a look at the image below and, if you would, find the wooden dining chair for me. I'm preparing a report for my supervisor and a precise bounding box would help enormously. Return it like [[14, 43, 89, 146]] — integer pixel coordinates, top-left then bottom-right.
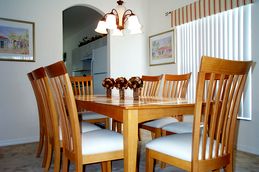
[[70, 76, 110, 129], [140, 73, 191, 140], [44, 61, 124, 172], [141, 75, 163, 97], [27, 72, 47, 165], [161, 73, 229, 138], [146, 56, 252, 172], [32, 67, 62, 172], [32, 67, 101, 172]]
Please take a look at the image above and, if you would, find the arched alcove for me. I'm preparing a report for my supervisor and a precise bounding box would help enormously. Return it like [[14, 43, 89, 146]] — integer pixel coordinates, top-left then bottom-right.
[[62, 5, 108, 78], [63, 5, 110, 94]]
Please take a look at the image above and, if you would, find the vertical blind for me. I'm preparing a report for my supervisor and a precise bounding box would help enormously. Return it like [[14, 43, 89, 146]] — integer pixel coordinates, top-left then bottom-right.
[[176, 4, 252, 119]]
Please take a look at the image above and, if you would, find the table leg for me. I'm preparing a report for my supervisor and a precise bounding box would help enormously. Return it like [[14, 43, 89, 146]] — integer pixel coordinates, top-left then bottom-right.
[[123, 109, 139, 172]]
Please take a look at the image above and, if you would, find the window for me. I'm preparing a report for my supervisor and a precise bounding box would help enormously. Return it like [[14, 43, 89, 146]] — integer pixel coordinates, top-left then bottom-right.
[[176, 5, 252, 119]]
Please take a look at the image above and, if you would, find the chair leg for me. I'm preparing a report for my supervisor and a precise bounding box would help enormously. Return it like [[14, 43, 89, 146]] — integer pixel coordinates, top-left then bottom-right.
[[112, 120, 117, 131], [161, 129, 166, 136], [154, 128, 161, 138], [160, 162, 167, 169], [53, 145, 61, 172], [151, 132, 156, 139], [105, 118, 110, 129], [137, 142, 141, 172], [117, 122, 122, 133], [112, 120, 123, 133], [83, 165, 86, 172], [36, 131, 44, 157], [146, 148, 154, 172], [224, 153, 233, 172], [42, 136, 48, 167], [138, 128, 142, 141], [75, 162, 82, 172], [107, 161, 112, 172], [62, 153, 69, 172], [101, 162, 107, 172], [44, 142, 53, 171]]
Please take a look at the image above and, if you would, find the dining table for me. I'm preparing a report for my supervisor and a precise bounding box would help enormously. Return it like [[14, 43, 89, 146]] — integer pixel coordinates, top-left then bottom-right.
[[75, 95, 195, 172]]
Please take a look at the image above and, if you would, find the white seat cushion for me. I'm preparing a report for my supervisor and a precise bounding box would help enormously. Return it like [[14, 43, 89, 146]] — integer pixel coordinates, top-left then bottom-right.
[[146, 133, 221, 162], [80, 121, 101, 133], [81, 129, 123, 155], [142, 117, 178, 128], [82, 112, 108, 120], [59, 122, 100, 140], [162, 122, 193, 133]]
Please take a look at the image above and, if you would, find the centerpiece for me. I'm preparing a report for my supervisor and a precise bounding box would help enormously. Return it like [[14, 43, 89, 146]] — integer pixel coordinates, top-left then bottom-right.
[[102, 77, 115, 97], [128, 76, 143, 100], [114, 77, 128, 100]]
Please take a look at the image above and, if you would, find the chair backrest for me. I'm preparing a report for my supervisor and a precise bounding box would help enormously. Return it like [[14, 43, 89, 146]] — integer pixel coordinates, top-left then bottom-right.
[[162, 73, 191, 98], [31, 67, 60, 148], [70, 76, 93, 96], [192, 56, 252, 171], [27, 72, 46, 137], [141, 75, 163, 96], [44, 61, 82, 164]]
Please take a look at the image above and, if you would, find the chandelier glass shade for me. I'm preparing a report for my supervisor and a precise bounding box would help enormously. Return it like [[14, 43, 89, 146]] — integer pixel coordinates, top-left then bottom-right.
[[95, 0, 142, 36]]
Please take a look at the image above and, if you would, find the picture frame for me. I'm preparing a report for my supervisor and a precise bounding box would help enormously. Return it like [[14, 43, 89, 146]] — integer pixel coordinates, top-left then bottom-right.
[[149, 29, 175, 66], [0, 17, 35, 62]]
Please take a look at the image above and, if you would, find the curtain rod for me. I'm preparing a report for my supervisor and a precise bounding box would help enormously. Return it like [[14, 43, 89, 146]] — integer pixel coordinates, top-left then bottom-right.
[[165, 11, 171, 16]]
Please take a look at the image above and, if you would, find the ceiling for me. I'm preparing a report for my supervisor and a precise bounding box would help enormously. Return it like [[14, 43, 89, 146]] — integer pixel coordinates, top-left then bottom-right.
[[63, 6, 102, 39]]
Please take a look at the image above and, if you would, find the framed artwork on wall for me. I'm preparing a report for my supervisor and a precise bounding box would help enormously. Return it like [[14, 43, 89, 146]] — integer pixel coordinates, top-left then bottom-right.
[[149, 29, 175, 66], [0, 17, 35, 62]]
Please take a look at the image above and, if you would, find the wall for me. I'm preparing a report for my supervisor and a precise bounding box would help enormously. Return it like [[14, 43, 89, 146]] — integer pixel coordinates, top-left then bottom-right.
[[0, 0, 148, 146], [237, 1, 259, 155], [147, 0, 193, 76], [147, 0, 259, 155]]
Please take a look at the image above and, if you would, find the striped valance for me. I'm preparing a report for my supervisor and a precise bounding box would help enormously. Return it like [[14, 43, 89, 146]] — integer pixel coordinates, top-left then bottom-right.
[[171, 0, 254, 27]]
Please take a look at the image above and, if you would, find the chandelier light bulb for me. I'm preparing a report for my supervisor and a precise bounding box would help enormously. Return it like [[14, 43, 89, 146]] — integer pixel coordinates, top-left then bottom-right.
[[95, 0, 142, 36], [95, 20, 108, 34], [106, 14, 117, 29]]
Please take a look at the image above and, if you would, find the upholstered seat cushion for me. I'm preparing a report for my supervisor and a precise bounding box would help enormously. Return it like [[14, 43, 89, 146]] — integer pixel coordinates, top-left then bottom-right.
[[162, 122, 193, 133], [80, 121, 101, 133], [142, 117, 178, 128], [146, 133, 220, 162], [81, 129, 123, 155], [81, 112, 108, 120], [60, 122, 101, 139]]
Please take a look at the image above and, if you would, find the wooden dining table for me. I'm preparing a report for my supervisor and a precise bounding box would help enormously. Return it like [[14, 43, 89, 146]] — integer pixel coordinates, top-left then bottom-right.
[[75, 95, 195, 172]]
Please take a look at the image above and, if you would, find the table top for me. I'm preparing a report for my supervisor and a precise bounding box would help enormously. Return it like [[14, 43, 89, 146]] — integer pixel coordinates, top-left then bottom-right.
[[75, 95, 195, 110]]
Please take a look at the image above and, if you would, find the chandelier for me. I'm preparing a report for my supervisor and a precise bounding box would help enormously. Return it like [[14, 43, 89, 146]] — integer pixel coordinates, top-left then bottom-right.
[[95, 0, 142, 36]]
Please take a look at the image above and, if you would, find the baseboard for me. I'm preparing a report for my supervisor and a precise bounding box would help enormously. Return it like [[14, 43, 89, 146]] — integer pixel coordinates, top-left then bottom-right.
[[237, 144, 259, 155], [0, 136, 38, 147]]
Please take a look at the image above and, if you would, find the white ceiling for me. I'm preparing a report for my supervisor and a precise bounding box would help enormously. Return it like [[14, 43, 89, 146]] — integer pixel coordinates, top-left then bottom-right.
[[63, 6, 102, 39]]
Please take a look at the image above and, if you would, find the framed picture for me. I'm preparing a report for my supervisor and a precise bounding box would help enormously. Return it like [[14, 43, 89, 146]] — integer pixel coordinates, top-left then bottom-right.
[[0, 18, 35, 62], [149, 29, 175, 66]]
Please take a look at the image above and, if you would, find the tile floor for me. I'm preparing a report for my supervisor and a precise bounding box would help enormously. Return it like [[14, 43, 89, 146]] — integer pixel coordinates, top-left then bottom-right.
[[0, 130, 259, 172]]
